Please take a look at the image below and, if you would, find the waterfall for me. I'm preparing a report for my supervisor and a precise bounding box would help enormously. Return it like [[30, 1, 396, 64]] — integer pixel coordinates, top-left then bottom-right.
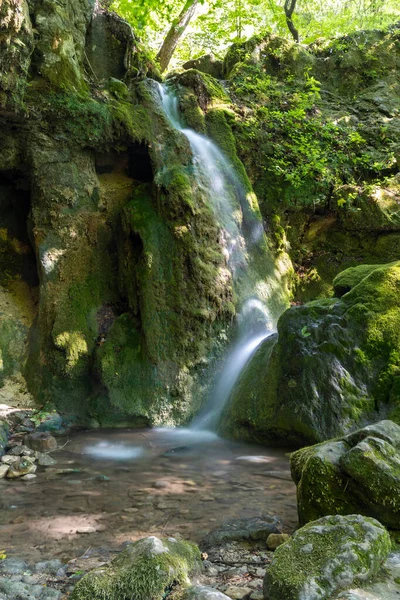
[[157, 82, 275, 431]]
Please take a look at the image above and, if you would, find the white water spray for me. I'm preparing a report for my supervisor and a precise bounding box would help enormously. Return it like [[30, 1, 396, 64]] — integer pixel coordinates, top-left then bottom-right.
[[157, 82, 275, 431]]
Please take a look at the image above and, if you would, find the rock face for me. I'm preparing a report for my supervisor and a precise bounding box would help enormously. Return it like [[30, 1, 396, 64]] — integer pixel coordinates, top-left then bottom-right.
[[0, 0, 290, 427], [201, 516, 282, 549], [291, 420, 400, 529], [70, 536, 201, 600], [263, 514, 391, 600], [221, 262, 400, 445]]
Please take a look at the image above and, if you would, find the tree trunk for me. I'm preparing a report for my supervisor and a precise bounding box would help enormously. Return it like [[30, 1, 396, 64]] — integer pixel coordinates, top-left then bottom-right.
[[156, 0, 199, 72], [284, 0, 299, 43]]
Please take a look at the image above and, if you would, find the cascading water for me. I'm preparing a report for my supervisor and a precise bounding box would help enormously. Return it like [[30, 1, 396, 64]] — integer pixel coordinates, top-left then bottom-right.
[[157, 82, 276, 431]]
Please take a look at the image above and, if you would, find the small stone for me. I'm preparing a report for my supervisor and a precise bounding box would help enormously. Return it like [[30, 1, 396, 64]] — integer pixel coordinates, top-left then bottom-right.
[[1, 455, 19, 465], [6, 457, 37, 479], [24, 432, 57, 452], [123, 508, 139, 513], [250, 592, 264, 600], [37, 453, 57, 466], [224, 586, 253, 599], [7, 445, 35, 457], [154, 479, 169, 488], [200, 496, 215, 502], [0, 464, 9, 478], [266, 533, 290, 550], [34, 559, 63, 575], [21, 473, 37, 480]]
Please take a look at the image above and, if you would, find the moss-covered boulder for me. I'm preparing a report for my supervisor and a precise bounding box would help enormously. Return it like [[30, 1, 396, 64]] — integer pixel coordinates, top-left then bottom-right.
[[291, 420, 400, 529], [70, 536, 202, 600], [220, 261, 400, 445], [263, 514, 391, 600]]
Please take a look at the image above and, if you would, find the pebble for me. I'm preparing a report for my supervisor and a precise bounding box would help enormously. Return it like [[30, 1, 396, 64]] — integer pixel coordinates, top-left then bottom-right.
[[0, 464, 9, 478], [154, 480, 169, 489], [37, 454, 57, 467], [224, 586, 253, 599]]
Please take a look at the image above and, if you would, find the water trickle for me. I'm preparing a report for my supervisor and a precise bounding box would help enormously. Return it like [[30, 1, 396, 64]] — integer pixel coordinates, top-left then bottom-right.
[[157, 82, 276, 431]]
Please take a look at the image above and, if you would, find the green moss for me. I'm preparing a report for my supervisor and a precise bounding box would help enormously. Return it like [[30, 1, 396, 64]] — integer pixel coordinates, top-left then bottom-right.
[[265, 514, 391, 600], [71, 536, 202, 600]]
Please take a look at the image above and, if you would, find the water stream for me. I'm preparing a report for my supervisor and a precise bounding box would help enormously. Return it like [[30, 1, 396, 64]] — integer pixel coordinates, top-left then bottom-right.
[[157, 82, 275, 431]]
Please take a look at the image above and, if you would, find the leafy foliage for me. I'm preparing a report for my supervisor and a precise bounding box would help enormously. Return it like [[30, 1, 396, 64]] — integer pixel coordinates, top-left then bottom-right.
[[112, 0, 400, 66]]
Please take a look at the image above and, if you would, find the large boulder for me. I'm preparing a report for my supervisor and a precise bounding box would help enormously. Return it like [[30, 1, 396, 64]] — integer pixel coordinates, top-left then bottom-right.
[[220, 261, 400, 445], [263, 514, 391, 600], [291, 420, 400, 529], [70, 536, 202, 600]]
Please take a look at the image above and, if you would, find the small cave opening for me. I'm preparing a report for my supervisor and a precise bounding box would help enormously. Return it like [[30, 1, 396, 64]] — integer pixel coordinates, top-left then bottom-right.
[[95, 143, 153, 183], [127, 143, 153, 182], [0, 170, 39, 289]]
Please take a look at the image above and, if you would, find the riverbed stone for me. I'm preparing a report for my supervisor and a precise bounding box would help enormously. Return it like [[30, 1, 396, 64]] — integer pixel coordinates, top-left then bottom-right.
[[291, 420, 400, 528], [201, 516, 282, 549], [6, 457, 37, 479], [7, 445, 35, 457], [263, 514, 391, 600], [24, 432, 57, 453], [70, 536, 202, 600], [37, 453, 57, 467], [0, 558, 29, 575], [183, 586, 232, 599], [0, 464, 9, 478]]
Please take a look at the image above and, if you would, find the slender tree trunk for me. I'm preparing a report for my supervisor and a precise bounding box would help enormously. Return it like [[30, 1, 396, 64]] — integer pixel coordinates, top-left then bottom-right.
[[156, 0, 199, 72], [284, 0, 299, 43]]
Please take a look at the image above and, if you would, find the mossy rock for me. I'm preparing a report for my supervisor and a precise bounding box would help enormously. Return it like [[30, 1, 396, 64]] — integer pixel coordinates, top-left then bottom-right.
[[263, 514, 391, 600], [291, 420, 400, 529], [70, 536, 202, 600], [220, 261, 400, 445], [0, 419, 9, 456]]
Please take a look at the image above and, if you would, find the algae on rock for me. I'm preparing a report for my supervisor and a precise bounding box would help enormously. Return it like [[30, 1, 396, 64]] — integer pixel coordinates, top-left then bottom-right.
[[220, 262, 400, 445], [264, 514, 391, 600], [71, 536, 202, 600], [291, 419, 400, 529]]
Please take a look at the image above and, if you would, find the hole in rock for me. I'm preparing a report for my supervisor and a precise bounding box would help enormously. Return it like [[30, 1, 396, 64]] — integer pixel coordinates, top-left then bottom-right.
[[127, 143, 153, 182], [0, 170, 39, 288]]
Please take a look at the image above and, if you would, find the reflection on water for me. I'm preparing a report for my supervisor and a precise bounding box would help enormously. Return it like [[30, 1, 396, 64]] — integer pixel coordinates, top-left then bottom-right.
[[0, 428, 297, 564]]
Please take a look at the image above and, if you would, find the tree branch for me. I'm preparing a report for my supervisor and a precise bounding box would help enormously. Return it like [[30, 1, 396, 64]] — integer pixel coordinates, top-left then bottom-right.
[[284, 0, 299, 43]]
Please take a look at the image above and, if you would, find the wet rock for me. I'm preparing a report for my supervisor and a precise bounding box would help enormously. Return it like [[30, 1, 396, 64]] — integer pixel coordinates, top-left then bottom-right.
[[1, 454, 20, 465], [24, 432, 57, 453], [201, 516, 282, 549], [182, 54, 224, 79], [6, 457, 37, 479], [266, 533, 290, 550], [183, 586, 232, 599], [21, 473, 37, 480], [70, 536, 202, 600], [264, 514, 391, 600], [7, 445, 35, 457], [0, 464, 9, 478], [37, 453, 57, 467], [154, 479, 169, 489]]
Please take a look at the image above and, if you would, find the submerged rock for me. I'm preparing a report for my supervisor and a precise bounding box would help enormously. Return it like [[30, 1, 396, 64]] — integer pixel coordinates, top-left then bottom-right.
[[201, 516, 282, 549], [221, 261, 400, 445], [291, 420, 400, 529], [70, 536, 202, 600], [263, 514, 391, 600]]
